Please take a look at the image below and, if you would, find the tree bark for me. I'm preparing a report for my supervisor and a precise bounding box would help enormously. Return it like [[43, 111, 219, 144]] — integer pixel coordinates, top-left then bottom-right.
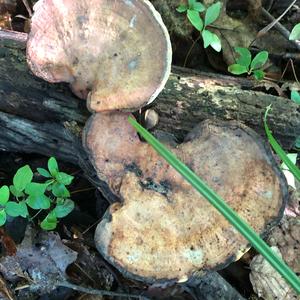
[[0, 32, 299, 156]]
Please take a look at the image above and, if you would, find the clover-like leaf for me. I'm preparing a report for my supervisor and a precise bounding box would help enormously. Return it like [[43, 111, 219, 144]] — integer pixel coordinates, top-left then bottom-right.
[[204, 1, 221, 27], [0, 209, 6, 226], [55, 172, 74, 186], [234, 47, 251, 68], [193, 2, 205, 12], [228, 64, 248, 75], [250, 51, 268, 70], [54, 199, 74, 218], [202, 30, 221, 51], [176, 4, 188, 13], [0, 186, 9, 206], [37, 168, 52, 178], [41, 211, 57, 230], [26, 194, 51, 210], [187, 9, 203, 31], [9, 185, 24, 198], [52, 183, 70, 198], [291, 90, 300, 104], [13, 165, 33, 193], [5, 201, 28, 218], [25, 182, 48, 196], [253, 69, 265, 80], [48, 157, 59, 177], [289, 23, 300, 40]]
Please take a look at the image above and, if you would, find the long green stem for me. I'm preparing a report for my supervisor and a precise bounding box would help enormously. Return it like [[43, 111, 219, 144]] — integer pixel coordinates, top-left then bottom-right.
[[264, 105, 300, 182], [128, 116, 300, 294]]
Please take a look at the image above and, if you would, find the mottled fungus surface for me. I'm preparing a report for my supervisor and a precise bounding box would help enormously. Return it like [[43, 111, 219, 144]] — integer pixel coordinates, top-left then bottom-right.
[[84, 112, 287, 283], [27, 0, 172, 112]]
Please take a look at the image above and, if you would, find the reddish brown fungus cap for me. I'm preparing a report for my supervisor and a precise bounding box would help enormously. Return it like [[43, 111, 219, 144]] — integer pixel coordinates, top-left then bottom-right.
[[27, 0, 172, 112], [84, 112, 288, 283]]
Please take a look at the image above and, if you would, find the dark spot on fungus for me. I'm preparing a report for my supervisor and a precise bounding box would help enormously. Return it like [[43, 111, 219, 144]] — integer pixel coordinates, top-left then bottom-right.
[[125, 163, 143, 177]]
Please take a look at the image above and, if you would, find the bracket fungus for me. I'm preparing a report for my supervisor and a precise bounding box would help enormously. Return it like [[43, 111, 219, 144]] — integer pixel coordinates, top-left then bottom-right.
[[84, 112, 288, 283], [26, 0, 287, 285], [26, 0, 172, 112]]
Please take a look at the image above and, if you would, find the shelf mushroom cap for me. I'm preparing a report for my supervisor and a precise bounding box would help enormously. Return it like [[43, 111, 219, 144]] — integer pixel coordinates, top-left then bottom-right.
[[84, 112, 288, 283], [27, 0, 172, 112]]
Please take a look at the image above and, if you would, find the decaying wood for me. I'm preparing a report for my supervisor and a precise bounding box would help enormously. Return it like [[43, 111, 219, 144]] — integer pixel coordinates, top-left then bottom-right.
[[0, 33, 299, 153], [0, 31, 281, 300]]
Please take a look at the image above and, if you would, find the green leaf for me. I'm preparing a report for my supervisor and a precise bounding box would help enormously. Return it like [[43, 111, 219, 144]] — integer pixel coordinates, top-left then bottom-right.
[[234, 47, 251, 68], [202, 30, 222, 51], [0, 186, 9, 206], [291, 90, 300, 104], [264, 105, 300, 182], [0, 210, 6, 226], [26, 194, 51, 210], [187, 10, 203, 31], [289, 23, 300, 40], [253, 69, 265, 80], [13, 165, 33, 192], [9, 185, 24, 198], [188, 0, 196, 7], [41, 211, 57, 230], [228, 64, 248, 75], [204, 1, 221, 27], [52, 182, 70, 198], [176, 4, 188, 13], [250, 51, 268, 70], [37, 168, 52, 178], [193, 2, 205, 12], [128, 115, 300, 294], [48, 157, 59, 177], [55, 172, 74, 186], [25, 182, 48, 196], [5, 201, 28, 218], [202, 29, 212, 48], [54, 199, 74, 218]]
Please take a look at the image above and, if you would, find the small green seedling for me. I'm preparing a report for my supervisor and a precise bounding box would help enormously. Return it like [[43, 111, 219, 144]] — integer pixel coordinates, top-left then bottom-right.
[[177, 1, 222, 52], [289, 23, 300, 41], [0, 157, 74, 230], [228, 47, 268, 80], [291, 90, 300, 104]]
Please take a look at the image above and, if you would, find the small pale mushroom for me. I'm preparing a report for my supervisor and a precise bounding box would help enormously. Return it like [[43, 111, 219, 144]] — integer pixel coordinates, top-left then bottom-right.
[[26, 0, 172, 112], [83, 112, 288, 283]]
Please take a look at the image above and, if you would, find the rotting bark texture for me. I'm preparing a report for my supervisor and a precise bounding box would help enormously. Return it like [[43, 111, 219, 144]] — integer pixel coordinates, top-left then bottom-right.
[[0, 37, 299, 154]]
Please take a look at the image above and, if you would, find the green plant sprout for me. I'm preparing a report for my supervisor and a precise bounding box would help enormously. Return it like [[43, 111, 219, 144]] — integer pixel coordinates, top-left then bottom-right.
[[289, 23, 300, 40], [177, 0, 222, 52], [128, 116, 300, 295], [0, 157, 74, 230], [291, 90, 300, 104], [228, 47, 269, 80], [264, 105, 300, 182]]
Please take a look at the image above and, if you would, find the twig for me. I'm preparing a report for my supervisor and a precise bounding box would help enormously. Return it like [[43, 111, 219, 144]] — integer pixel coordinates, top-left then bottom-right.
[[260, 7, 300, 51], [258, 0, 296, 37], [59, 281, 150, 299], [183, 35, 201, 68], [82, 219, 100, 235], [280, 58, 300, 86], [0, 30, 27, 45]]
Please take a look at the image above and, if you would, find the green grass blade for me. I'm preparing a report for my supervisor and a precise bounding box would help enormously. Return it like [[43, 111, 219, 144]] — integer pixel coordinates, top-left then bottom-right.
[[128, 116, 300, 294], [264, 105, 300, 182]]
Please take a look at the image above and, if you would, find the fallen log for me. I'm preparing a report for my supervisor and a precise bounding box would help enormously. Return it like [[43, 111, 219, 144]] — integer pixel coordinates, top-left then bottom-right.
[[0, 30, 288, 300], [0, 31, 299, 152]]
